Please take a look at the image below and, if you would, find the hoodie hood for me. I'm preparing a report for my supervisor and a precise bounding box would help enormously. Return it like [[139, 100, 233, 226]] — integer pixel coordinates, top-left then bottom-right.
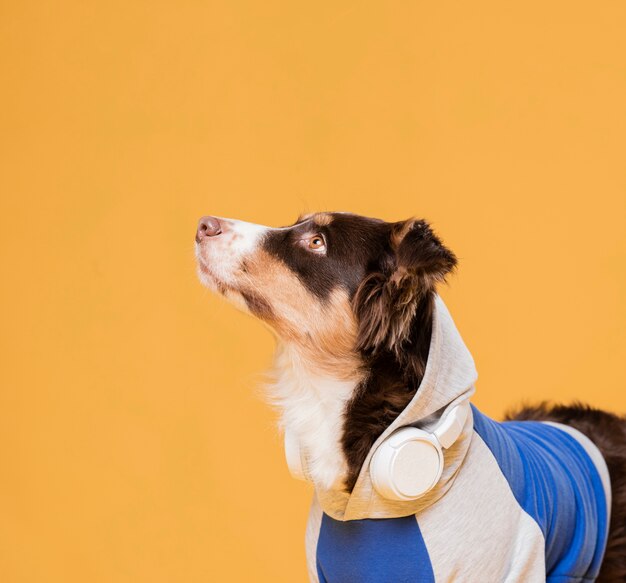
[[315, 295, 478, 520]]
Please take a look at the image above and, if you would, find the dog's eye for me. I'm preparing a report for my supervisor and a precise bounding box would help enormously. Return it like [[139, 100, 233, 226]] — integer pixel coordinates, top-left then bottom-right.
[[307, 235, 326, 253]]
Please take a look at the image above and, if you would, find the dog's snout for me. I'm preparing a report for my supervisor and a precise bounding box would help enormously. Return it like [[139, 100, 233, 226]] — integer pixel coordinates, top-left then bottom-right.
[[196, 216, 222, 242]]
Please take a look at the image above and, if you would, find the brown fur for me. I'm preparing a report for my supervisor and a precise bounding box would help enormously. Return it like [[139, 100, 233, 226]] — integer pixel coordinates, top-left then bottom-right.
[[343, 220, 456, 491], [242, 251, 361, 379], [312, 212, 333, 226], [506, 403, 626, 582]]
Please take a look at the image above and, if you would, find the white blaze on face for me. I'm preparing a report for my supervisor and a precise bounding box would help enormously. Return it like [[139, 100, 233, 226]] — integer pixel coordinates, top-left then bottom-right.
[[195, 217, 270, 291]]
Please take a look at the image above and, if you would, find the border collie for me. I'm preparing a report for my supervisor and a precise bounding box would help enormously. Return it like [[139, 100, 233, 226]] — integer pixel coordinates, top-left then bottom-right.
[[195, 211, 625, 582]]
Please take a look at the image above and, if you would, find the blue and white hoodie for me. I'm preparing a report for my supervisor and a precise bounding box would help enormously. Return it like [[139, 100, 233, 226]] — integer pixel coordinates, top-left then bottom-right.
[[304, 297, 611, 583]]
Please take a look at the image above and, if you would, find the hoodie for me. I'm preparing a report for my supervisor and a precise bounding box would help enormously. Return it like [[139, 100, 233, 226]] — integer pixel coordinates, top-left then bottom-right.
[[303, 296, 611, 583]]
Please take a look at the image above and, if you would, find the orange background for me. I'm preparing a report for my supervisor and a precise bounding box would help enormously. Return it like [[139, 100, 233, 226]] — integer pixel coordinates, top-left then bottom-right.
[[1, 2, 625, 581]]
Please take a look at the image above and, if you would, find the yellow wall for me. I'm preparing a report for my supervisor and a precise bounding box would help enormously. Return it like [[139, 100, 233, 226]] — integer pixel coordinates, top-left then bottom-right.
[[1, 2, 625, 581]]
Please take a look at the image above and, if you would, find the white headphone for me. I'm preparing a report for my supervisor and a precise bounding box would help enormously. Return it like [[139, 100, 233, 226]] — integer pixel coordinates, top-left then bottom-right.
[[284, 401, 470, 502]]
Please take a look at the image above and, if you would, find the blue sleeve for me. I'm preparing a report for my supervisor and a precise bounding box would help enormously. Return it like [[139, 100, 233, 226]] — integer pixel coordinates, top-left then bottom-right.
[[316, 513, 435, 583]]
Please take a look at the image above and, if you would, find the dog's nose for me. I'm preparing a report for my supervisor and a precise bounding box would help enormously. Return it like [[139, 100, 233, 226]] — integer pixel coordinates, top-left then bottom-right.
[[196, 216, 222, 242]]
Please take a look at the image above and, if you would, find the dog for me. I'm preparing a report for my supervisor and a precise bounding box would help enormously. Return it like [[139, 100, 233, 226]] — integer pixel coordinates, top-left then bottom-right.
[[195, 211, 626, 582]]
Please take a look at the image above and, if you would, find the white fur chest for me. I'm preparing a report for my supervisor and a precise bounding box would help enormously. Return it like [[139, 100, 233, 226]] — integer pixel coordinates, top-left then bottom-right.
[[267, 342, 360, 490]]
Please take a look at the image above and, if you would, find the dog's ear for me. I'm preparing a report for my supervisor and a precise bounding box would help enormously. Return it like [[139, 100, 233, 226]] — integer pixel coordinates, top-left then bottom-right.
[[391, 219, 457, 285], [352, 219, 456, 357]]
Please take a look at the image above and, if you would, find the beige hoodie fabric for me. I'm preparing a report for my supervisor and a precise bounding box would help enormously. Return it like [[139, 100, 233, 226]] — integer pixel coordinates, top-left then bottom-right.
[[302, 296, 611, 583]]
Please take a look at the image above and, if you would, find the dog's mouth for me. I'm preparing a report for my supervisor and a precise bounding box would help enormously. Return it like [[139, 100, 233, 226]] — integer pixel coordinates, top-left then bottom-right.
[[195, 242, 256, 309], [195, 248, 226, 293], [194, 215, 272, 292], [196, 256, 213, 278]]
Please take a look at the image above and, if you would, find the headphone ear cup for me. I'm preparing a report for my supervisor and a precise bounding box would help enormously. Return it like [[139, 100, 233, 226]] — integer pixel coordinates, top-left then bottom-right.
[[370, 427, 444, 501]]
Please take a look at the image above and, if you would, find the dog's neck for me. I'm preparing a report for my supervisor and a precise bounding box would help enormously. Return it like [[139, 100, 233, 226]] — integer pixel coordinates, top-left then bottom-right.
[[267, 297, 433, 492], [268, 340, 363, 490]]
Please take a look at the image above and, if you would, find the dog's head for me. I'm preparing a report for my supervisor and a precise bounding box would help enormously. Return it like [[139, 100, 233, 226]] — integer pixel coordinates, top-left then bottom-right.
[[195, 212, 456, 375]]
